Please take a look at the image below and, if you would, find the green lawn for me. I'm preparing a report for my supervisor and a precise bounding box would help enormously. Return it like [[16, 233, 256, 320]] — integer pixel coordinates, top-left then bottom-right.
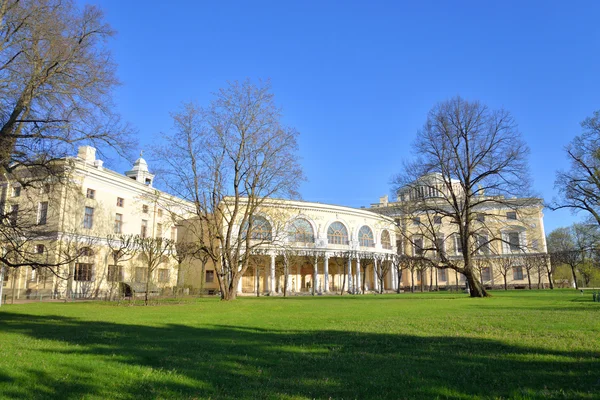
[[0, 291, 599, 399]]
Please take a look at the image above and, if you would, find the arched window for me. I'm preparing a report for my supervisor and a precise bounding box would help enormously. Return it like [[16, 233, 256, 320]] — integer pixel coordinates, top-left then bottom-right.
[[358, 225, 374, 247], [79, 247, 94, 257], [381, 230, 391, 249], [241, 215, 272, 241], [327, 222, 348, 245], [288, 218, 314, 243]]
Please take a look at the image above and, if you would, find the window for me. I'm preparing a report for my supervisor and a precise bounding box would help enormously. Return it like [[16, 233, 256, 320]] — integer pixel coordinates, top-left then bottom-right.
[[80, 247, 94, 257], [86, 188, 95, 199], [171, 226, 177, 241], [134, 267, 147, 283], [435, 237, 445, 257], [513, 266, 524, 280], [142, 204, 149, 214], [12, 186, 20, 197], [358, 226, 374, 247], [508, 232, 520, 251], [455, 235, 463, 255], [381, 230, 392, 249], [83, 207, 94, 229], [412, 217, 420, 225], [438, 268, 447, 281], [141, 219, 148, 238], [38, 201, 48, 225], [482, 267, 491, 281], [242, 216, 272, 240], [114, 213, 123, 234], [531, 239, 539, 251], [107, 265, 123, 282], [459, 273, 466, 282], [434, 216, 442, 224], [156, 223, 163, 237], [157, 209, 163, 218], [506, 211, 517, 220], [36, 244, 45, 254], [158, 269, 169, 283], [116, 197, 124, 207], [476, 213, 485, 223], [413, 236, 424, 256], [327, 222, 348, 245], [477, 235, 490, 254], [205, 270, 215, 283], [74, 263, 93, 281], [288, 218, 314, 243], [145, 178, 152, 185], [10, 204, 18, 226]]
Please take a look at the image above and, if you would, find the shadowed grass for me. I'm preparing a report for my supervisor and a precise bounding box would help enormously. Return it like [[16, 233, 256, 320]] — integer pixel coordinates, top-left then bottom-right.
[[0, 290, 599, 399]]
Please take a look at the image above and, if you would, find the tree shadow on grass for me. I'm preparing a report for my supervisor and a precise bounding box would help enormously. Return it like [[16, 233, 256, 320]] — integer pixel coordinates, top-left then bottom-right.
[[0, 312, 599, 399]]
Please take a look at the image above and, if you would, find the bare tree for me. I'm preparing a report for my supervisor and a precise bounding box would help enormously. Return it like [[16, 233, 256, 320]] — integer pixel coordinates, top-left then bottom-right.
[[135, 236, 174, 305], [553, 111, 600, 225], [392, 97, 532, 297], [155, 80, 303, 301], [497, 256, 514, 291], [0, 0, 133, 276], [106, 234, 137, 299]]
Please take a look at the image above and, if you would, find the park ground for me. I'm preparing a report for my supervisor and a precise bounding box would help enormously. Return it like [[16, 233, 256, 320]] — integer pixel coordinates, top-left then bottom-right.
[[0, 290, 599, 399]]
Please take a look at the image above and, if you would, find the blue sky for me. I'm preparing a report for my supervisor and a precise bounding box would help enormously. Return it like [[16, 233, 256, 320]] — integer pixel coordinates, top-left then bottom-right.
[[86, 0, 600, 234]]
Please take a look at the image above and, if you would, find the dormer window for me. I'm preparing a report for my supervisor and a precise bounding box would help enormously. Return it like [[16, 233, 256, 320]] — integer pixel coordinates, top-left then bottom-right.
[[145, 178, 152, 185]]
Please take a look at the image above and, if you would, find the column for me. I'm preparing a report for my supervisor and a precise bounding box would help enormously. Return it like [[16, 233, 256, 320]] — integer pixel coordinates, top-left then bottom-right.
[[324, 255, 329, 293], [356, 258, 362, 294], [270, 254, 276, 294], [313, 255, 320, 294], [391, 264, 397, 291], [237, 268, 243, 293], [373, 258, 379, 292], [347, 256, 353, 294]]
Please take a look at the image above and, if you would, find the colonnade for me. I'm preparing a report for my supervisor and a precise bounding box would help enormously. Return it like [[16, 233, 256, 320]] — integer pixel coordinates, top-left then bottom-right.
[[238, 252, 398, 295]]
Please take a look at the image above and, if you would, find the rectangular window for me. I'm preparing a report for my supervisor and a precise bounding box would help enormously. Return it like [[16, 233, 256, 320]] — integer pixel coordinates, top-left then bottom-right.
[[157, 209, 163, 218], [38, 201, 48, 225], [482, 267, 491, 281], [459, 273, 466, 282], [455, 236, 463, 255], [156, 223, 162, 237], [412, 217, 420, 225], [86, 188, 95, 199], [116, 197, 124, 207], [171, 226, 177, 241], [83, 207, 94, 229], [508, 232, 520, 251], [12, 186, 20, 197], [531, 239, 539, 251], [135, 267, 147, 283], [476, 213, 485, 223], [506, 211, 517, 220], [107, 265, 123, 282], [513, 266, 524, 280], [205, 270, 215, 283], [36, 244, 45, 254], [10, 204, 18, 226], [478, 235, 489, 254], [438, 268, 447, 281], [435, 237, 445, 257], [114, 213, 123, 234], [142, 204, 149, 214], [158, 269, 169, 283], [141, 219, 148, 238], [434, 216, 442, 224], [413, 237, 423, 256], [74, 263, 93, 281]]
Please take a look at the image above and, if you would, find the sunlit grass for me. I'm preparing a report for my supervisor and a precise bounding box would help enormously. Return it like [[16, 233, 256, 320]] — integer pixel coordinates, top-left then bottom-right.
[[0, 290, 599, 399]]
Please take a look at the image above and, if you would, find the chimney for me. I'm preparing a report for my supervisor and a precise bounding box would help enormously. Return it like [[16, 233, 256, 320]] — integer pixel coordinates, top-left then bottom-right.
[[77, 146, 96, 163], [380, 195, 389, 206]]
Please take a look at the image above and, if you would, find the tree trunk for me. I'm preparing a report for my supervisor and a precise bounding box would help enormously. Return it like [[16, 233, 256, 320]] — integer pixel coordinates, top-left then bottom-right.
[[503, 275, 508, 290], [527, 270, 532, 289], [429, 267, 433, 292], [340, 263, 346, 296], [570, 265, 579, 289], [465, 270, 489, 297], [547, 269, 554, 289], [396, 267, 403, 294], [410, 270, 415, 293]]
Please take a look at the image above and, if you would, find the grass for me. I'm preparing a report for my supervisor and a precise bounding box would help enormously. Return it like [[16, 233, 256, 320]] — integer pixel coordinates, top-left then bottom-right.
[[0, 290, 599, 399]]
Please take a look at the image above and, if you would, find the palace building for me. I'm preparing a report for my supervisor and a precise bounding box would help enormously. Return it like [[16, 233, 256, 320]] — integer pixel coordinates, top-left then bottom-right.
[[0, 147, 549, 301]]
